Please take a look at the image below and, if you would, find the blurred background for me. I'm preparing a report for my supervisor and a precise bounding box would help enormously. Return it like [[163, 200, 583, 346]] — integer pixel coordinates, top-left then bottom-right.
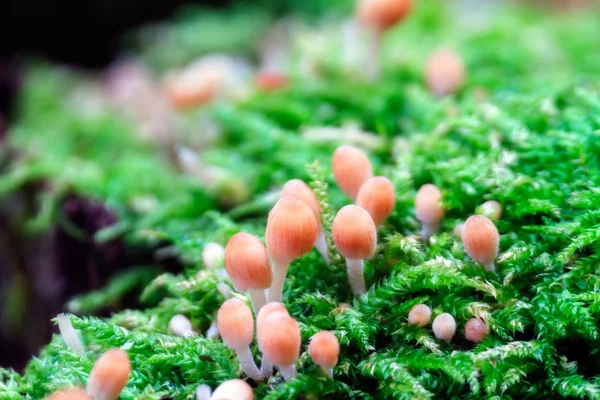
[[0, 0, 595, 372]]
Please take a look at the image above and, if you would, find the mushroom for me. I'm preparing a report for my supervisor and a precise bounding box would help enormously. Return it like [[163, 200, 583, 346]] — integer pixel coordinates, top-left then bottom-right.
[[461, 215, 499, 271], [477, 200, 502, 221], [265, 196, 318, 302], [281, 179, 329, 264], [217, 299, 264, 381], [356, 176, 396, 226], [332, 205, 377, 296], [332, 145, 373, 201], [47, 389, 91, 400], [356, 0, 413, 80], [309, 331, 340, 377], [415, 184, 444, 242], [196, 384, 212, 400], [168, 314, 197, 338], [224, 232, 273, 313], [257, 302, 289, 378], [425, 48, 466, 97], [256, 71, 288, 91], [465, 318, 489, 343], [210, 379, 254, 400], [407, 304, 431, 327], [257, 311, 301, 381], [86, 349, 131, 400], [202, 243, 225, 270], [432, 313, 456, 342]]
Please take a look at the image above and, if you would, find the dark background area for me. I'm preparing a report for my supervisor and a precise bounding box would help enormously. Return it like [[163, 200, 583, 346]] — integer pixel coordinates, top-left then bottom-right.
[[0, 0, 232, 372], [0, 0, 235, 118]]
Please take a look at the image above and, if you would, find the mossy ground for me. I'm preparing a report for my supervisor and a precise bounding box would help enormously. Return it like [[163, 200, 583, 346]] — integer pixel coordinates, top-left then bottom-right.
[[1, 0, 600, 399]]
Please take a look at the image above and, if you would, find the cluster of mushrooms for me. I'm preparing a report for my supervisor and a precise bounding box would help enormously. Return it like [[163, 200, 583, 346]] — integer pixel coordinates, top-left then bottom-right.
[[48, 142, 501, 400], [159, 0, 465, 112], [45, 0, 493, 398], [183, 143, 499, 398]]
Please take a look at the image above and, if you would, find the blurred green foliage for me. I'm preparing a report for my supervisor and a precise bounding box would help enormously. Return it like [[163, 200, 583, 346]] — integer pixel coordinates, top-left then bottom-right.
[[2, 0, 600, 398]]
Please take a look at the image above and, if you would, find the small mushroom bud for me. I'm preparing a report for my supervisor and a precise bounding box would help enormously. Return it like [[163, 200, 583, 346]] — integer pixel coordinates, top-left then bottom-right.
[[465, 318, 489, 343], [256, 302, 289, 378], [407, 304, 431, 327], [265, 196, 318, 302], [196, 384, 212, 400], [356, 176, 395, 226], [309, 331, 340, 377], [202, 243, 225, 270], [47, 389, 91, 400], [256, 71, 288, 91], [210, 379, 254, 400], [461, 215, 499, 271], [415, 184, 444, 242], [425, 48, 466, 97], [257, 311, 301, 381], [332, 205, 377, 296], [332, 145, 373, 201], [477, 200, 502, 221], [86, 349, 131, 400], [357, 0, 413, 30], [217, 299, 264, 381], [168, 314, 197, 338], [224, 233, 273, 313], [432, 313, 456, 342], [357, 0, 413, 80], [282, 179, 329, 264], [163, 66, 222, 110]]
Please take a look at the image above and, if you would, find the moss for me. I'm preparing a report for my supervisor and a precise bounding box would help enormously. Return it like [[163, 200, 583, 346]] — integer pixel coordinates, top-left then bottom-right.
[[2, 0, 600, 398]]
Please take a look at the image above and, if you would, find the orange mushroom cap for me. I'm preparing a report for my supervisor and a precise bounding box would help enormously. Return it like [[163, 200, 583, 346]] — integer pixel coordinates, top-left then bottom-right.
[[256, 71, 288, 91], [356, 176, 395, 226], [332, 145, 373, 201], [407, 304, 431, 327], [257, 311, 301, 366], [309, 331, 340, 368], [225, 233, 272, 292], [265, 195, 319, 263], [332, 205, 377, 260], [217, 299, 254, 349], [357, 0, 413, 31], [86, 349, 131, 400], [461, 215, 499, 267], [415, 184, 444, 225], [281, 179, 321, 226], [46, 389, 91, 400], [211, 379, 254, 400], [425, 49, 466, 97], [257, 302, 289, 337], [465, 318, 489, 343]]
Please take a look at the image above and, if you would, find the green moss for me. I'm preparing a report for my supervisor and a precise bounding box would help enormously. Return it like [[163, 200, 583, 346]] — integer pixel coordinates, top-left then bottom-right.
[[2, 0, 600, 399]]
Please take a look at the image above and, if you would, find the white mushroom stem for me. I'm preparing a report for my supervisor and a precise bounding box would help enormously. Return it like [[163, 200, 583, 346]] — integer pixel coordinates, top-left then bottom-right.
[[235, 346, 264, 381], [483, 261, 495, 272], [196, 384, 212, 400], [314, 231, 330, 265], [278, 364, 297, 382], [346, 258, 366, 296], [248, 289, 267, 314], [206, 321, 220, 340], [364, 28, 382, 82], [421, 222, 439, 243], [267, 261, 289, 303], [261, 357, 274, 379], [217, 282, 232, 299], [320, 366, 333, 377], [57, 313, 86, 358]]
